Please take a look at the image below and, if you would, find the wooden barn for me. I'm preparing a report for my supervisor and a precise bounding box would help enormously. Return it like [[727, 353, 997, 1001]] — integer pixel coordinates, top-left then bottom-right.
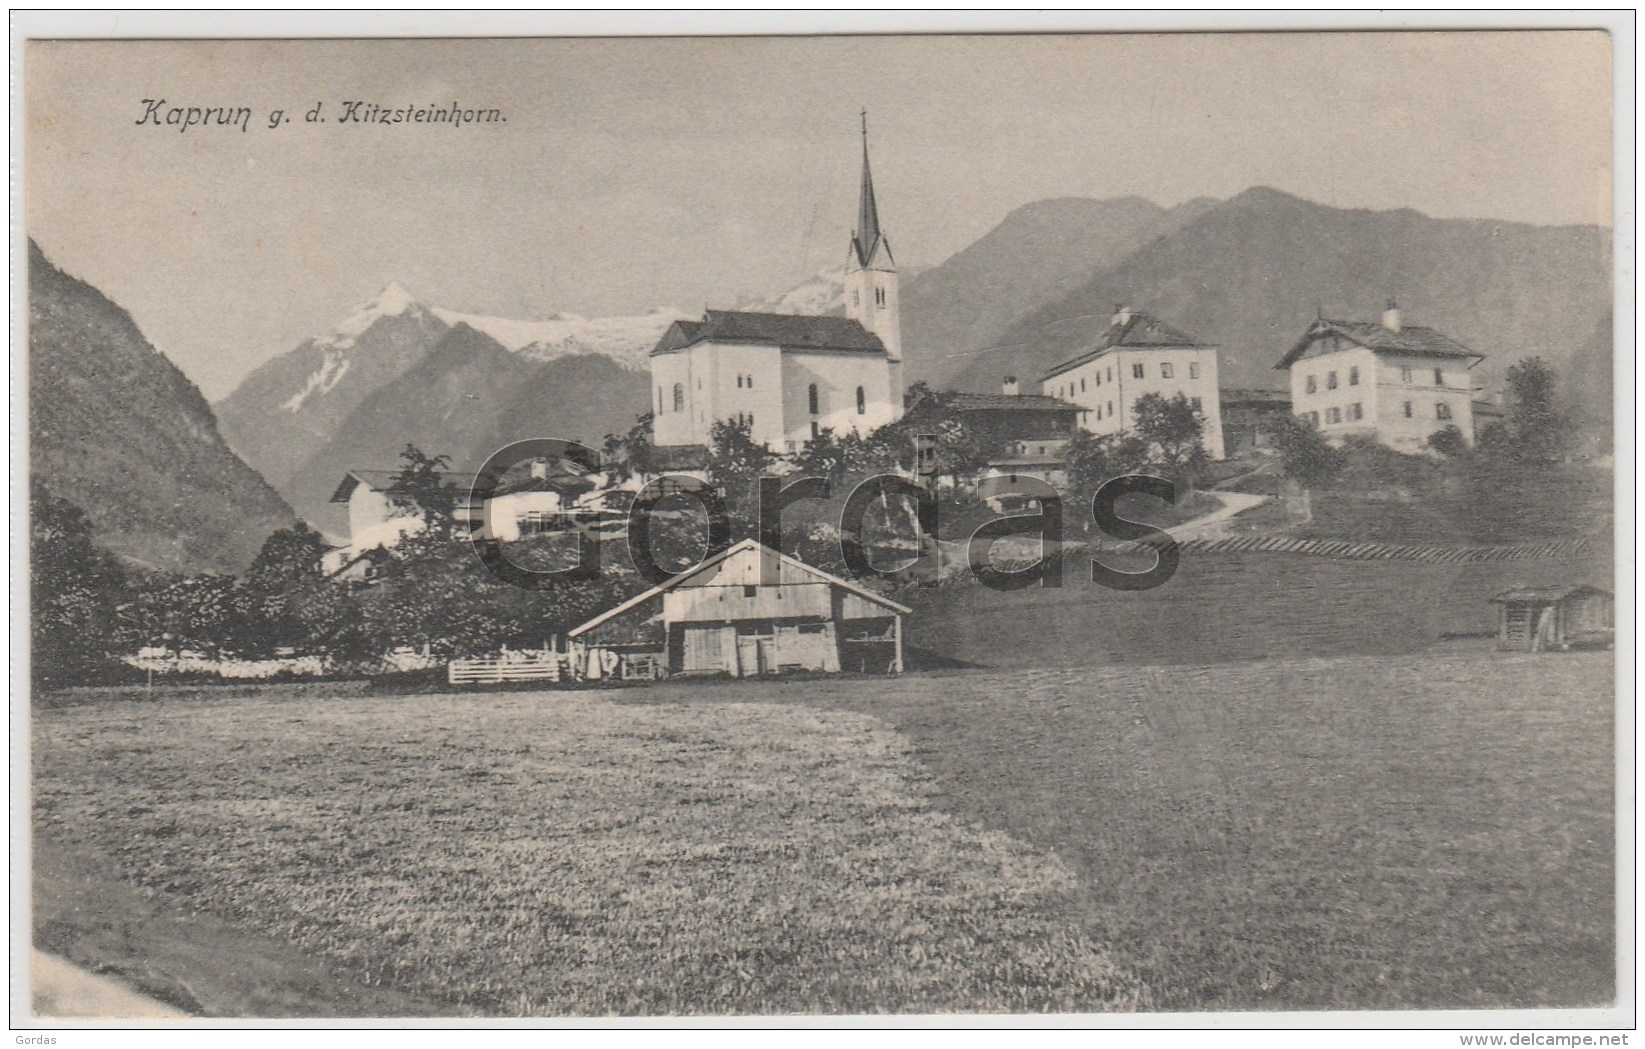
[[1490, 585, 1614, 652], [567, 538, 912, 678]]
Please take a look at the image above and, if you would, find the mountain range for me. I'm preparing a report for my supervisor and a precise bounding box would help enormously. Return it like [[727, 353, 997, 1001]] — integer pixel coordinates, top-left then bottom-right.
[[950, 187, 1612, 399], [216, 186, 1612, 539], [28, 240, 294, 573]]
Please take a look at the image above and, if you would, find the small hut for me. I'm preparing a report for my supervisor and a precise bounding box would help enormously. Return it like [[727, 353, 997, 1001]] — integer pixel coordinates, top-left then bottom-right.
[[1489, 585, 1614, 652]]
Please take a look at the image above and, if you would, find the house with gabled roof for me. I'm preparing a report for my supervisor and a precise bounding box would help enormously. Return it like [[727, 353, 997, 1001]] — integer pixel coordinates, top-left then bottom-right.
[[1276, 301, 1485, 453], [649, 118, 905, 456], [1041, 305, 1225, 460], [567, 537, 912, 678]]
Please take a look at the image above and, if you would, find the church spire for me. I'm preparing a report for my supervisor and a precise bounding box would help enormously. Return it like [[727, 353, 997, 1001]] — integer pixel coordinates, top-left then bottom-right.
[[852, 109, 891, 268]]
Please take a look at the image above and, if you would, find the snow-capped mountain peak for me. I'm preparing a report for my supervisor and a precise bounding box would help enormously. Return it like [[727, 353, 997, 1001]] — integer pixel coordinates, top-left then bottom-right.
[[321, 282, 431, 350], [431, 304, 692, 370]]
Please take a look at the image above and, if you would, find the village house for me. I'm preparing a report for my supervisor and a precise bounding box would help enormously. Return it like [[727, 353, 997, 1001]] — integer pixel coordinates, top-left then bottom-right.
[[650, 120, 904, 455], [1041, 306, 1227, 460], [1220, 388, 1293, 457], [1276, 302, 1485, 453], [567, 538, 912, 678], [321, 468, 479, 574], [905, 379, 1081, 505]]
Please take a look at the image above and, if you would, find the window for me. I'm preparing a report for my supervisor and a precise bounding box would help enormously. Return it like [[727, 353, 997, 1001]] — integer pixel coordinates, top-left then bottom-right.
[[672, 383, 684, 412], [1189, 362, 1200, 380], [1349, 366, 1360, 386], [1326, 407, 1341, 424], [1107, 367, 1113, 383], [810, 420, 820, 438], [1403, 401, 1413, 418], [1436, 402, 1453, 421], [1348, 402, 1362, 421], [747, 412, 754, 429], [1326, 371, 1339, 390], [1307, 411, 1320, 427], [1190, 396, 1203, 411], [785, 440, 796, 454], [808, 383, 819, 415], [1401, 366, 1413, 384], [1132, 363, 1145, 379], [1080, 378, 1087, 393], [1434, 368, 1446, 387], [656, 386, 663, 413], [1107, 401, 1114, 416], [1161, 362, 1174, 379], [1095, 371, 1102, 387], [856, 386, 866, 415], [875, 286, 886, 308], [746, 374, 753, 391], [1305, 375, 1317, 394], [736, 374, 744, 389], [743, 585, 757, 598], [852, 290, 859, 307]]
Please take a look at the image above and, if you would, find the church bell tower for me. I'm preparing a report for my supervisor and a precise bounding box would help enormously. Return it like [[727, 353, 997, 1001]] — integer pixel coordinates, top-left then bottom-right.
[[844, 111, 903, 405]]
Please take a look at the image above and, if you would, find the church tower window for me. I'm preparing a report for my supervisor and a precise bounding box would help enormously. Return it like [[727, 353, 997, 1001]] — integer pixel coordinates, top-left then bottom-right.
[[856, 386, 866, 415], [808, 384, 819, 415], [672, 383, 684, 413]]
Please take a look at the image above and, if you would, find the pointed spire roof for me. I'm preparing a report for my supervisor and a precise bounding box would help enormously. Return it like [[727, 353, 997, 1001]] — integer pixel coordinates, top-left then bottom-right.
[[851, 110, 893, 269]]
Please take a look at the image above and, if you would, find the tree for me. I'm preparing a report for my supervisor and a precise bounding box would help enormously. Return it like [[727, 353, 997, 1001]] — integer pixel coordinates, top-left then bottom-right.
[[602, 412, 656, 484], [30, 481, 130, 686], [243, 522, 329, 597], [1496, 357, 1572, 465], [387, 444, 456, 532], [1132, 392, 1209, 478], [1426, 424, 1470, 459], [707, 418, 772, 531], [1270, 414, 1344, 489]]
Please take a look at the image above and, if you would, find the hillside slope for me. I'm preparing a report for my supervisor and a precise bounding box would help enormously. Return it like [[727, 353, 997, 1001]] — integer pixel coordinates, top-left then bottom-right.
[[903, 196, 1217, 388], [28, 240, 294, 573], [954, 187, 1612, 396], [285, 323, 546, 535]]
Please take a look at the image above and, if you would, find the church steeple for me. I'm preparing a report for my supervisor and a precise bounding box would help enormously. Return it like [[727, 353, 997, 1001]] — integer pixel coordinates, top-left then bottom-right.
[[844, 110, 902, 403], [851, 110, 892, 269]]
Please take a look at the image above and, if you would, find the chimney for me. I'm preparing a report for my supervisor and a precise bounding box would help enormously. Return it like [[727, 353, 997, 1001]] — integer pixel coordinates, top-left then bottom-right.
[[1113, 304, 1132, 327], [1382, 298, 1401, 332], [1002, 375, 1020, 397], [529, 458, 549, 480]]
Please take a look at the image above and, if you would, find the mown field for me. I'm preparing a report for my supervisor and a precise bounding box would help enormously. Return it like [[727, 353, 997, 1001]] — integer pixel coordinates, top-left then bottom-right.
[[33, 691, 1147, 1016], [34, 648, 1614, 1016], [638, 650, 1616, 1011], [903, 548, 1612, 668]]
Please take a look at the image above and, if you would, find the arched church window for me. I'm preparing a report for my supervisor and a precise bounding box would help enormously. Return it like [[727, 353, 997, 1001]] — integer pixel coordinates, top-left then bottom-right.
[[672, 383, 684, 413], [856, 386, 866, 415], [808, 384, 819, 415]]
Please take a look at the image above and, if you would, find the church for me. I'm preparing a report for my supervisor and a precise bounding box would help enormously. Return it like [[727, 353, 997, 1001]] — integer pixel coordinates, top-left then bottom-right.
[[649, 119, 905, 455]]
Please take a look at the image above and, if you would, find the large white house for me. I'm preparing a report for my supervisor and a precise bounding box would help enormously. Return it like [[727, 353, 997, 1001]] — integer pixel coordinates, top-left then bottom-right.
[[650, 119, 904, 454], [1276, 302, 1485, 452], [1041, 306, 1226, 460]]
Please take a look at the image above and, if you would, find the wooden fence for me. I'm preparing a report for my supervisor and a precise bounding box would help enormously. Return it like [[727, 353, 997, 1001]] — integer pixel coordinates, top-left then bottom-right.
[[447, 653, 569, 686]]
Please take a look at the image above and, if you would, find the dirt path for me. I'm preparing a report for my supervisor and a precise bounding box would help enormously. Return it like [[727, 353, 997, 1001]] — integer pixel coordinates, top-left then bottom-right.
[[30, 950, 189, 1019], [1165, 491, 1269, 540]]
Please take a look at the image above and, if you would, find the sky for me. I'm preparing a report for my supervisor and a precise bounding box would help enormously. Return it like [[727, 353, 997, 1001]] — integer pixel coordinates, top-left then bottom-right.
[[25, 31, 1613, 400]]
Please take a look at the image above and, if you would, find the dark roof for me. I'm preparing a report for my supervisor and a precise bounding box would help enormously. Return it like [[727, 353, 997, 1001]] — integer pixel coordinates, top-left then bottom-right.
[[329, 468, 481, 503], [1275, 319, 1483, 370], [1043, 310, 1212, 380], [1221, 387, 1290, 405], [491, 472, 597, 498], [1490, 584, 1611, 604], [650, 310, 886, 356], [942, 392, 1082, 414]]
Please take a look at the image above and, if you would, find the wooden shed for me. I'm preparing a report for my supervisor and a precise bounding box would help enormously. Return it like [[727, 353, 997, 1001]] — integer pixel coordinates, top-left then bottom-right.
[[567, 538, 912, 678], [1489, 585, 1614, 652]]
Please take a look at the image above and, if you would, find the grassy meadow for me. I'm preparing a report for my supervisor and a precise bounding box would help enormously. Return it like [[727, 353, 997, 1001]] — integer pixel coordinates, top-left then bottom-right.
[[33, 648, 1613, 1015], [33, 691, 1146, 1016]]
